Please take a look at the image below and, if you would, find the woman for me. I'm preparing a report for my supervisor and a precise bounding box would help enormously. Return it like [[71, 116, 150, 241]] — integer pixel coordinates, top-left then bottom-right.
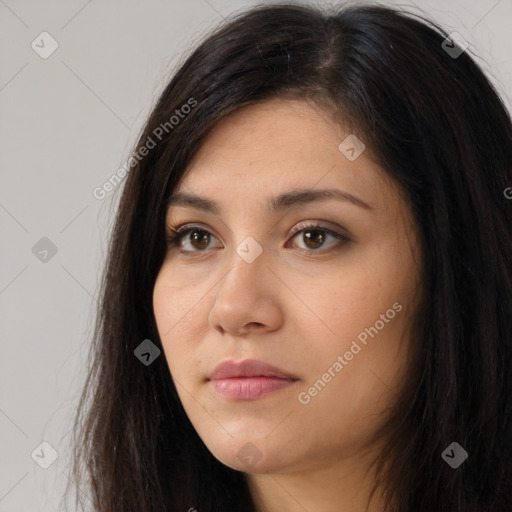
[[67, 3, 512, 511]]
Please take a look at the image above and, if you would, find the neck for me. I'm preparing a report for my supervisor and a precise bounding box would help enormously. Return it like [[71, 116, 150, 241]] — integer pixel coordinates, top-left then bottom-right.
[[245, 446, 388, 512]]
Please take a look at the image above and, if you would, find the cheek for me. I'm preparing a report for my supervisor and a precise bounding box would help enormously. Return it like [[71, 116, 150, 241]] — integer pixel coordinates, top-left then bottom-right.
[[153, 261, 206, 329], [290, 250, 416, 400], [292, 255, 406, 339], [152, 266, 205, 372]]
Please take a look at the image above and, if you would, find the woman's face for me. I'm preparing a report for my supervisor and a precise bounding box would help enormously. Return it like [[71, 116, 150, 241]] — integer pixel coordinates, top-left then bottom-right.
[[153, 98, 422, 475]]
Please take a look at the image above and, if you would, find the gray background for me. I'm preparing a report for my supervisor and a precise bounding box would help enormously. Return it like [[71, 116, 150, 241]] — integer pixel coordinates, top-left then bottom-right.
[[0, 0, 510, 510]]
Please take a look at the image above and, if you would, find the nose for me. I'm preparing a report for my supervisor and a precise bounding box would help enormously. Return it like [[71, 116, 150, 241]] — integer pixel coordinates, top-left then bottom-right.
[[208, 243, 284, 337]]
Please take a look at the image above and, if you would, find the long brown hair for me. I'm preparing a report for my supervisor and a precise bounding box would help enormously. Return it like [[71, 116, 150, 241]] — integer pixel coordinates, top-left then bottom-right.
[[66, 3, 512, 511]]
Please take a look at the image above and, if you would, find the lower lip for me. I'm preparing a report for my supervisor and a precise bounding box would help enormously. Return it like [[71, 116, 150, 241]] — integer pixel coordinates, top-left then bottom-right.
[[209, 377, 297, 400]]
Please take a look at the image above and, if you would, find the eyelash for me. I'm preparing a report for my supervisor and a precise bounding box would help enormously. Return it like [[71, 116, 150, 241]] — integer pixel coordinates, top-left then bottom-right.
[[165, 222, 350, 255]]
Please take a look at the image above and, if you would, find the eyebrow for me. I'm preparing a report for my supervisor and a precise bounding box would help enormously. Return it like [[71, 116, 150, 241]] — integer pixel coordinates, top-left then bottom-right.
[[166, 188, 375, 214]]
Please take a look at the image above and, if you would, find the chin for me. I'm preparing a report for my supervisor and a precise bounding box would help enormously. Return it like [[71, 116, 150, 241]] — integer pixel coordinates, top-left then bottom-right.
[[202, 435, 274, 472], [205, 434, 304, 475]]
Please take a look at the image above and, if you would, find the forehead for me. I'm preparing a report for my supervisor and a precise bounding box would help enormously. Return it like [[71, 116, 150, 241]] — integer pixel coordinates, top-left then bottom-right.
[[175, 98, 389, 196], [188, 98, 355, 164]]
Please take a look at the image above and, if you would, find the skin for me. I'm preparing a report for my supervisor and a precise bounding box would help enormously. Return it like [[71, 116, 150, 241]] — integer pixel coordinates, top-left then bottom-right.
[[153, 97, 423, 512]]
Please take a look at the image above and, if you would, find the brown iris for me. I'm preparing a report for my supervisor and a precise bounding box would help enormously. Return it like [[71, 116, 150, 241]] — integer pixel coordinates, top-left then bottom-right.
[[188, 230, 210, 250], [302, 229, 325, 250]]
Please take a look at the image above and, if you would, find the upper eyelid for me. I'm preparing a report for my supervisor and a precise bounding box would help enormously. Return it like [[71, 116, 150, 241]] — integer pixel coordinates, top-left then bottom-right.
[[169, 221, 345, 236], [168, 222, 349, 247]]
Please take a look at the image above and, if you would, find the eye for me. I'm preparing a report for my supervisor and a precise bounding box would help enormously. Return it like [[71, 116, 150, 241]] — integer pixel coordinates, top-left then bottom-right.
[[286, 222, 350, 252], [166, 224, 221, 253], [166, 222, 350, 254]]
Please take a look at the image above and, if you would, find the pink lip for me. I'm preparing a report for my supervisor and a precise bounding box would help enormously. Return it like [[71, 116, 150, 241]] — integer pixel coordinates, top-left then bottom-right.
[[208, 359, 299, 400], [209, 358, 297, 380], [210, 377, 296, 400]]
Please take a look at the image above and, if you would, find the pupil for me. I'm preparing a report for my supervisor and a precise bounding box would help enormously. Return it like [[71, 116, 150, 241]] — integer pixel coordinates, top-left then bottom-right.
[[305, 230, 324, 249], [192, 230, 209, 249]]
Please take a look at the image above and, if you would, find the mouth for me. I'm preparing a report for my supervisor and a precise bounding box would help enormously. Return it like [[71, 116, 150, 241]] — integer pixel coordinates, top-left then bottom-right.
[[209, 376, 297, 400], [207, 359, 299, 400]]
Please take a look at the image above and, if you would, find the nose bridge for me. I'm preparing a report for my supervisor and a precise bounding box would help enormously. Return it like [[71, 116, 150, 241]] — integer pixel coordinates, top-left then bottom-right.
[[209, 237, 272, 318], [204, 200, 296, 334], [224, 234, 268, 289], [207, 234, 276, 333]]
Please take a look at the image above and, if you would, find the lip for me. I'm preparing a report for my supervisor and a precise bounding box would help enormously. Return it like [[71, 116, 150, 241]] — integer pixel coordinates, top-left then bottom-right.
[[208, 359, 299, 400], [208, 359, 298, 380]]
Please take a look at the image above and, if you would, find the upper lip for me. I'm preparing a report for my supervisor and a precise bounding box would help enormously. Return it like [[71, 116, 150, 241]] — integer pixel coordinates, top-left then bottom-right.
[[208, 359, 298, 380]]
